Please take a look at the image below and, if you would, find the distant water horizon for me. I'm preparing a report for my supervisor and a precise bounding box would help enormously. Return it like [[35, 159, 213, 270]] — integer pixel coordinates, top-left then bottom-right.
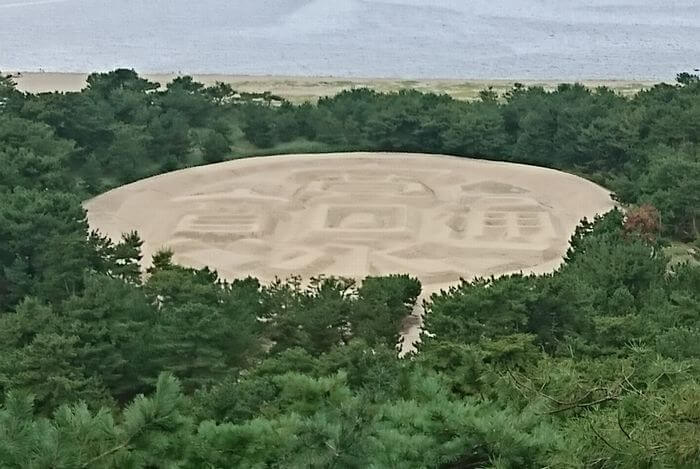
[[1, 0, 699, 80]]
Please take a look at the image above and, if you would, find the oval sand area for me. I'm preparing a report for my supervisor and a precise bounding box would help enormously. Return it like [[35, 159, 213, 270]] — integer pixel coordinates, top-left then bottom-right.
[[86, 153, 614, 291]]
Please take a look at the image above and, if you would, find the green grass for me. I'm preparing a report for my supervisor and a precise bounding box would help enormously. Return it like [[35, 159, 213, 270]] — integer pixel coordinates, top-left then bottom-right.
[[665, 242, 700, 268]]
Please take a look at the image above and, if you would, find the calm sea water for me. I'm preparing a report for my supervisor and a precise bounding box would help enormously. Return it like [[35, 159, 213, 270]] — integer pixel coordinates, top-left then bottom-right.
[[1, 0, 698, 79]]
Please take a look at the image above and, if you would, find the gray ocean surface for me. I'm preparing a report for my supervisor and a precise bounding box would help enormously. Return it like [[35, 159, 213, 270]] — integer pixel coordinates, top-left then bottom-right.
[[1, 0, 699, 79]]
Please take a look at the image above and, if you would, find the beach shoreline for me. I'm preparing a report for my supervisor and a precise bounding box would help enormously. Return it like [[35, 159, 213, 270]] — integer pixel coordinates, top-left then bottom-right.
[[6, 71, 659, 102]]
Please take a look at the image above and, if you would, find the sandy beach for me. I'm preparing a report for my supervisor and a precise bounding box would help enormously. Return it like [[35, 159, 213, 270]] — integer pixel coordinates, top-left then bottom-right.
[[8, 72, 657, 102], [85, 152, 615, 348]]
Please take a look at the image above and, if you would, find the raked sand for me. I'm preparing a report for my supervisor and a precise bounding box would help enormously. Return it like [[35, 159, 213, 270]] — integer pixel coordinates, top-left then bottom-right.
[[85, 153, 615, 348]]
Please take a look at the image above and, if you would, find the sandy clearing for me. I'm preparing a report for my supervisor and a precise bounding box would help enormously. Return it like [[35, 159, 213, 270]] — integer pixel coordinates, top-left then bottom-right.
[[8, 72, 655, 102], [85, 152, 615, 350]]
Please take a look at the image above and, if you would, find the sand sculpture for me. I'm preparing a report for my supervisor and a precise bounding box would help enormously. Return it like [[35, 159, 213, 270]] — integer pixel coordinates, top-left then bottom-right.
[[86, 152, 614, 348], [86, 153, 614, 293]]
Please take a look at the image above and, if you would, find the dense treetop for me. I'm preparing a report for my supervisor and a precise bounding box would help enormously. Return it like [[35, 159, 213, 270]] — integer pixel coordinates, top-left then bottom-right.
[[0, 70, 698, 467]]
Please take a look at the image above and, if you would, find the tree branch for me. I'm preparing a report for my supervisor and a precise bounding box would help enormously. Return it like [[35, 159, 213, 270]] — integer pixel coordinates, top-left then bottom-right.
[[81, 441, 130, 468], [588, 420, 627, 455], [545, 395, 618, 414]]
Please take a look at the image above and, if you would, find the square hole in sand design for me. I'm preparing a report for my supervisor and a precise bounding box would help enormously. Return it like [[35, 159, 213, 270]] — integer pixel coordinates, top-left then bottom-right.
[[323, 205, 407, 230], [176, 211, 261, 233], [172, 207, 275, 244]]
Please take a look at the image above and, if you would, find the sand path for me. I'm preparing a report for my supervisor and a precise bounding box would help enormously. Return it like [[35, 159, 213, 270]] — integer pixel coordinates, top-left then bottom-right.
[[85, 153, 615, 350]]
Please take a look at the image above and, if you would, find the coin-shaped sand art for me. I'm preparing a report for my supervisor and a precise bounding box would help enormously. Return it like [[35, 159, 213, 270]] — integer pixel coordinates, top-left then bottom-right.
[[85, 153, 614, 292]]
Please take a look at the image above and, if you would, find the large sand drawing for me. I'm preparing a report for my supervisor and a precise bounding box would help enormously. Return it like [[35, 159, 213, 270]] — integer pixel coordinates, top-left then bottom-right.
[[86, 153, 614, 286], [86, 153, 614, 346]]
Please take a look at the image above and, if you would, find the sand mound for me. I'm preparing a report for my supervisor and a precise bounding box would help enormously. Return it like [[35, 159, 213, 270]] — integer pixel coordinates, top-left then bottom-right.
[[85, 153, 614, 346]]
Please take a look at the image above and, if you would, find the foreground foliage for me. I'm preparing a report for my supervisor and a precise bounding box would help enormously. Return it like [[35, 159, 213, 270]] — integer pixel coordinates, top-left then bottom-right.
[[1, 71, 699, 467]]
